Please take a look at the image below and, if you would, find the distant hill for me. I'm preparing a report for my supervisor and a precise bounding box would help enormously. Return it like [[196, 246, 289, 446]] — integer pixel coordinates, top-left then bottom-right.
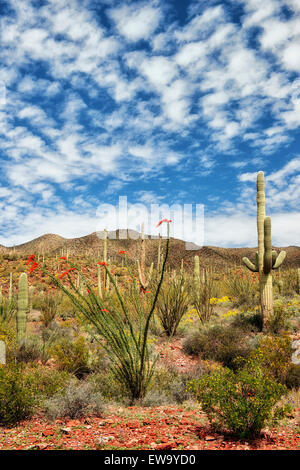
[[1, 231, 300, 271]]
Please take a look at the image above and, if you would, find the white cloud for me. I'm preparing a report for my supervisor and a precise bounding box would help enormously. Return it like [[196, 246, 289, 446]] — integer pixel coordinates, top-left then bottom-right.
[[141, 56, 177, 88], [109, 3, 161, 42]]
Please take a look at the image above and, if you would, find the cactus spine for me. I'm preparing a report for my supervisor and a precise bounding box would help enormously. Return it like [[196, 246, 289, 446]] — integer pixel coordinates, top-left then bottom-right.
[[242, 172, 286, 329], [17, 273, 28, 344]]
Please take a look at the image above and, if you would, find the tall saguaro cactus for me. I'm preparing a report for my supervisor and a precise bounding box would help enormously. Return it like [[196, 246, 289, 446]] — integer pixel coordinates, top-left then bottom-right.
[[242, 172, 286, 329], [17, 272, 28, 344]]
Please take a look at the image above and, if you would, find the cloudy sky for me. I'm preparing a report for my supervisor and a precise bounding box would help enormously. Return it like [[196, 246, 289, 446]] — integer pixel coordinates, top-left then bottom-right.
[[0, 0, 300, 247]]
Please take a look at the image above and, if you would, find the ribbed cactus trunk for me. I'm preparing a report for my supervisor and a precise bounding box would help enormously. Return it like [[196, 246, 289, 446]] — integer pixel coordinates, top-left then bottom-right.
[[17, 273, 28, 344], [261, 216, 273, 325]]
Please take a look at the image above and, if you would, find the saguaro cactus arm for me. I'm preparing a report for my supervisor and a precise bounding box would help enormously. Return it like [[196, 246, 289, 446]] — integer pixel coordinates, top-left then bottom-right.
[[272, 250, 286, 269], [242, 257, 258, 272]]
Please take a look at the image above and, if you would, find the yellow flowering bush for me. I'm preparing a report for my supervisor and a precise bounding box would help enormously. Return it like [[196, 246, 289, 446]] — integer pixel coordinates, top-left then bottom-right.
[[188, 355, 291, 438]]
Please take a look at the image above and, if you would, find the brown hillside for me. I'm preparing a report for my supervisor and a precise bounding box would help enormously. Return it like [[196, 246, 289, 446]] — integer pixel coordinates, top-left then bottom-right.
[[2, 232, 300, 270]]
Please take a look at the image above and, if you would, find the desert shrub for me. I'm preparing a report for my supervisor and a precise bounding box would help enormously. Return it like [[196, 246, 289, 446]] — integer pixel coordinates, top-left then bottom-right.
[[15, 334, 44, 363], [24, 366, 70, 403], [191, 270, 217, 324], [285, 364, 300, 390], [253, 335, 293, 384], [39, 293, 63, 327], [57, 294, 78, 319], [0, 298, 17, 327], [183, 323, 253, 369], [189, 355, 291, 438], [231, 309, 262, 332], [156, 273, 189, 336], [143, 362, 222, 406], [44, 379, 104, 420], [0, 363, 35, 426], [88, 369, 129, 403], [0, 324, 17, 363], [265, 299, 294, 333], [50, 336, 90, 377], [223, 269, 259, 308], [279, 269, 298, 296]]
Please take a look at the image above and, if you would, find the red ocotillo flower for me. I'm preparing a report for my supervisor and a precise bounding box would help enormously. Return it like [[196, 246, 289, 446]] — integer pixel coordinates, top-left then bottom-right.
[[59, 256, 67, 260], [97, 261, 108, 266], [29, 262, 39, 273], [26, 254, 35, 265], [59, 268, 76, 278], [156, 218, 172, 227], [101, 309, 109, 313]]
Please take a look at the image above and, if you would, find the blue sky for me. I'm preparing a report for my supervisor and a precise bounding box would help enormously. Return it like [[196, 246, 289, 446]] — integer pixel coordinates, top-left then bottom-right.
[[1, 0, 300, 247]]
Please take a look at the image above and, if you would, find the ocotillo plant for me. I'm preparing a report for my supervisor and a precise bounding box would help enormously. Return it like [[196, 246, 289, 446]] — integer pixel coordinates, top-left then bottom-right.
[[297, 268, 300, 295], [137, 222, 153, 292], [17, 273, 28, 344], [41, 220, 171, 403], [242, 172, 286, 330]]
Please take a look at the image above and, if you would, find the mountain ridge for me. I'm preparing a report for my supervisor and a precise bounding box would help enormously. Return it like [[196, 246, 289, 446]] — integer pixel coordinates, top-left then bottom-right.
[[1, 232, 299, 270]]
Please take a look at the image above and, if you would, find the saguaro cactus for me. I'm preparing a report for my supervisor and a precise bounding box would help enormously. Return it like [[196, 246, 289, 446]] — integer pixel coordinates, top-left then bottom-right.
[[242, 171, 286, 329], [17, 272, 28, 344]]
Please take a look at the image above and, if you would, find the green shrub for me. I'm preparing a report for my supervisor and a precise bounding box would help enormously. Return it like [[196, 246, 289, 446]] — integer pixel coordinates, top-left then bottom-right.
[[0, 363, 35, 426], [0, 298, 17, 327], [15, 335, 44, 363], [24, 365, 70, 403], [223, 270, 259, 308], [191, 270, 217, 324], [189, 355, 291, 438], [44, 379, 104, 420], [39, 293, 63, 327], [285, 364, 300, 390], [265, 299, 294, 333], [183, 323, 253, 370], [231, 310, 262, 332], [88, 370, 129, 403], [156, 273, 189, 336], [50, 336, 90, 377], [254, 335, 293, 384]]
